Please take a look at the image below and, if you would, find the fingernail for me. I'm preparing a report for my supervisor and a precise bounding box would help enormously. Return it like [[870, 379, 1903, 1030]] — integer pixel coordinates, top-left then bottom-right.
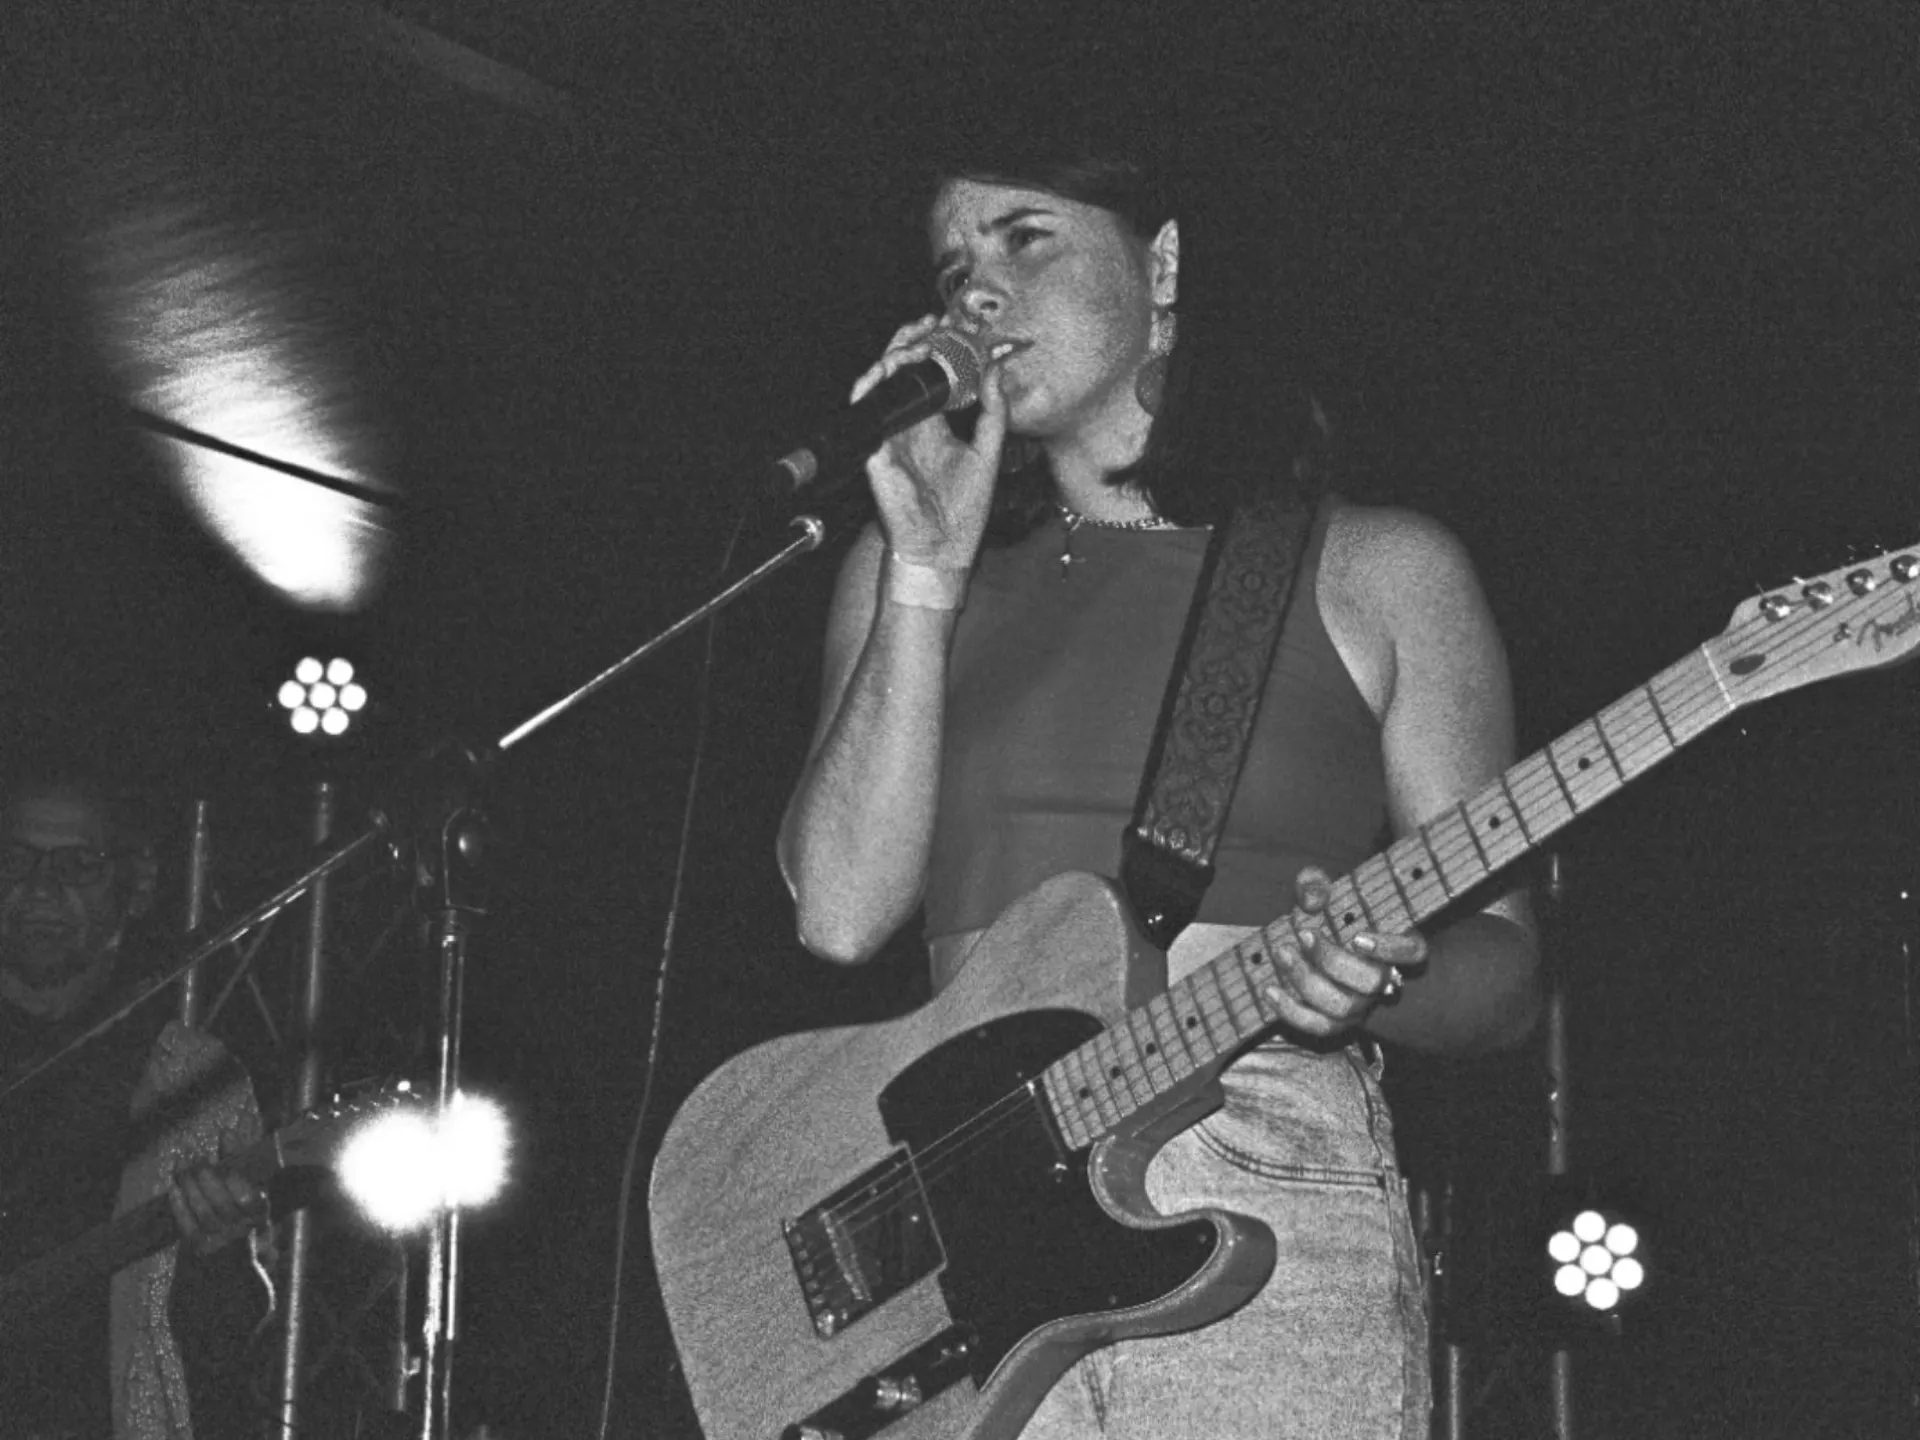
[[1351, 933, 1378, 954]]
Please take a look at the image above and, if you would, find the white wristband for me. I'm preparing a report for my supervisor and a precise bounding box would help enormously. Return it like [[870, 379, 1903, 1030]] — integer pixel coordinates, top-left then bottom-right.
[[884, 552, 969, 612]]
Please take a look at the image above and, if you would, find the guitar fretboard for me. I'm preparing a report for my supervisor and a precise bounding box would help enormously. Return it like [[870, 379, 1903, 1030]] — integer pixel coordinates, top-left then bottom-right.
[[1039, 646, 1735, 1149]]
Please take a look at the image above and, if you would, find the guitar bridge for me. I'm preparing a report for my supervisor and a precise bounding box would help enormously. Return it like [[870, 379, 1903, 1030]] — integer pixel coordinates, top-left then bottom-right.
[[783, 1148, 944, 1338]]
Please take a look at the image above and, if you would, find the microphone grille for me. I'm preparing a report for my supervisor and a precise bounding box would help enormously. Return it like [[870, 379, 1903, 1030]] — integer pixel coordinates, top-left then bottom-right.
[[925, 327, 983, 411]]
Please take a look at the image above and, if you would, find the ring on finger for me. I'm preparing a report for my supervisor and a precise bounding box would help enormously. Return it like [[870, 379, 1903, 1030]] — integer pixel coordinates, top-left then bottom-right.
[[1378, 965, 1406, 1003]]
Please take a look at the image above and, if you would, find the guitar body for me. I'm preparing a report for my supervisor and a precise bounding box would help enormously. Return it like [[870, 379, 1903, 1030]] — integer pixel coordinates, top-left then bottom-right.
[[649, 873, 1276, 1440]]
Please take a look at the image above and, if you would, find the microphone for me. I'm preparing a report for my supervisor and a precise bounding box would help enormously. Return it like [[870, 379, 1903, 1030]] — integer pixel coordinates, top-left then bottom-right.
[[768, 327, 983, 493]]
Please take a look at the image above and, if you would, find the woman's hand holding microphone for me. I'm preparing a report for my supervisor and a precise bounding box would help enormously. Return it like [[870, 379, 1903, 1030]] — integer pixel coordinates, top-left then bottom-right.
[[850, 313, 1009, 608]]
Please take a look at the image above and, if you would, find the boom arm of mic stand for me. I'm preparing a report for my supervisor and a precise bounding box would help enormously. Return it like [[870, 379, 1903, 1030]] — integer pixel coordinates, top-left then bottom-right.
[[495, 514, 826, 755]]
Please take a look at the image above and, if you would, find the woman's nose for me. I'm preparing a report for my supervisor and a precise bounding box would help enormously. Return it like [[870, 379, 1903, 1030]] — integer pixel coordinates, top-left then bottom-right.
[[951, 279, 1002, 326]]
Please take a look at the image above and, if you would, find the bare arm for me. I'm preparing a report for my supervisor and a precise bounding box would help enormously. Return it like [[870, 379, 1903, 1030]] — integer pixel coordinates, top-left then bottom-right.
[[1355, 510, 1539, 1052], [777, 525, 958, 961], [777, 317, 1010, 962], [1256, 506, 1541, 1054]]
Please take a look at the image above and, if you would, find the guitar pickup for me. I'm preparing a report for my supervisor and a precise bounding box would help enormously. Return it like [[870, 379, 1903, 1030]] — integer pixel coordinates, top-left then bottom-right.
[[782, 1148, 945, 1339]]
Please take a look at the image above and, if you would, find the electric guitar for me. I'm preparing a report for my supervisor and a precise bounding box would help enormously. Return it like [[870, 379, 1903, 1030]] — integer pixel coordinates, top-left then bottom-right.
[[650, 546, 1920, 1440], [0, 1081, 418, 1338]]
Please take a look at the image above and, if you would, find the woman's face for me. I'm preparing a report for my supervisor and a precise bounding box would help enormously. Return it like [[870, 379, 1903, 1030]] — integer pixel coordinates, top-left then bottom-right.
[[928, 179, 1176, 447]]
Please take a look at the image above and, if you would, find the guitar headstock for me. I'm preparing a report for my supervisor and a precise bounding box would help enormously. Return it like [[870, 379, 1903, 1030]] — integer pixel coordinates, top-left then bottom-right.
[[1707, 545, 1920, 706], [274, 1081, 426, 1171]]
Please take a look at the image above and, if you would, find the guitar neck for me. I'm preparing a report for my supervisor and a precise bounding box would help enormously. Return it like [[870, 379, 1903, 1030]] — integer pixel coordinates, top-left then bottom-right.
[[0, 1121, 284, 1333], [0, 1192, 181, 1330], [1041, 643, 1737, 1149]]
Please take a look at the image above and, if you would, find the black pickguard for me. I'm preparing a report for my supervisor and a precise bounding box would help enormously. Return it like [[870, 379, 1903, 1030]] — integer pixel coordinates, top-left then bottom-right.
[[876, 1009, 1218, 1380]]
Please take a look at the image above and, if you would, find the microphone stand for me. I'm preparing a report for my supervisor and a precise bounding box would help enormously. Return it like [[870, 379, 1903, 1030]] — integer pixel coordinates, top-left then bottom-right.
[[416, 512, 826, 1440], [0, 513, 829, 1440]]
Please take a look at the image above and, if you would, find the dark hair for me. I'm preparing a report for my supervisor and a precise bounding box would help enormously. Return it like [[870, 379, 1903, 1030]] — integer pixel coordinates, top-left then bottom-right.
[[920, 125, 1329, 543]]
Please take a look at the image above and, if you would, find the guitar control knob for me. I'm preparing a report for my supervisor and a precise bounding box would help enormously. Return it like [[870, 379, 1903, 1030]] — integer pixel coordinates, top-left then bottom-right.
[[1759, 593, 1796, 621], [1893, 555, 1919, 582], [1848, 568, 1880, 595], [1801, 580, 1835, 607]]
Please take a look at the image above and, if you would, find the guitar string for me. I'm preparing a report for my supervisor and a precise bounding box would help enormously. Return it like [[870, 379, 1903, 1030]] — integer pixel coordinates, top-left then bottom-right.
[[813, 575, 1915, 1244]]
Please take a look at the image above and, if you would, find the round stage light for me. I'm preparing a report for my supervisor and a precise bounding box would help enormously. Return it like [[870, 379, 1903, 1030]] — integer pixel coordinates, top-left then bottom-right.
[[278, 657, 367, 737], [1548, 1203, 1649, 1316]]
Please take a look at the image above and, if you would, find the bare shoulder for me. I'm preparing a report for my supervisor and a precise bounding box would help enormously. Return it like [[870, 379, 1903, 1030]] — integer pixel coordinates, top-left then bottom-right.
[[1321, 499, 1482, 622], [1318, 499, 1495, 716]]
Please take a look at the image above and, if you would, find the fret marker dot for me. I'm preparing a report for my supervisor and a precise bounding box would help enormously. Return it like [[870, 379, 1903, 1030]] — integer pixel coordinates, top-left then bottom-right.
[[1488, 814, 1503, 828], [1578, 756, 1593, 770], [1145, 1043, 1158, 1055], [1077, 1087, 1091, 1099], [1185, 1017, 1199, 1028], [1343, 912, 1358, 925], [1109, 1066, 1123, 1079], [1411, 866, 1426, 879]]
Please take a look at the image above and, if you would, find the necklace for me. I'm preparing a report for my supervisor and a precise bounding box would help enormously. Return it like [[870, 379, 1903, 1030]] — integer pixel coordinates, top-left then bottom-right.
[[1055, 502, 1182, 579]]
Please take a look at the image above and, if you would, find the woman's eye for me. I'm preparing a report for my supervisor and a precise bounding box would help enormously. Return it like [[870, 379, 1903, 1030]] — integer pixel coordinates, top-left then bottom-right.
[[1007, 226, 1047, 252]]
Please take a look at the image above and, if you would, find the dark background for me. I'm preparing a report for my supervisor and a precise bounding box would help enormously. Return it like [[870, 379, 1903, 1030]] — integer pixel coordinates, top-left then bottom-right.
[[2, 2, 1917, 1435]]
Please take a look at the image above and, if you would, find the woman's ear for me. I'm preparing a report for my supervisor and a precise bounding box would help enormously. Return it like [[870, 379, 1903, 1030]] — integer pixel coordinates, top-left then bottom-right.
[[1149, 219, 1179, 307]]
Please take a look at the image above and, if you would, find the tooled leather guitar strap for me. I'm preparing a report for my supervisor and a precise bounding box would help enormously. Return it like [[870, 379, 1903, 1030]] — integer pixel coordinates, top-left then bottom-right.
[[1120, 491, 1315, 950]]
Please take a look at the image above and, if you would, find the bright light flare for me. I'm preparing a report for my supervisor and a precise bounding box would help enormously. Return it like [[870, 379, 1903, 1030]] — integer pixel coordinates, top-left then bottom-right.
[[337, 1091, 512, 1233], [440, 1091, 511, 1208]]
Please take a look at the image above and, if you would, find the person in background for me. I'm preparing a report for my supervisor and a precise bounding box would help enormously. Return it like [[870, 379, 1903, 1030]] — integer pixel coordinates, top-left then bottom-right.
[[0, 770, 268, 1440]]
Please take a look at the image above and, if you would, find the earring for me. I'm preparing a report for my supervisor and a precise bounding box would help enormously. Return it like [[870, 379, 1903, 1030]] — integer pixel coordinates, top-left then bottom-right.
[[1135, 307, 1177, 416]]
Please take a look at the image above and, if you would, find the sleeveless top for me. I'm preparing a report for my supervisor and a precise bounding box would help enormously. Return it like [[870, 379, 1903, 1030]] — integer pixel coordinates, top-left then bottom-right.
[[924, 500, 1389, 941]]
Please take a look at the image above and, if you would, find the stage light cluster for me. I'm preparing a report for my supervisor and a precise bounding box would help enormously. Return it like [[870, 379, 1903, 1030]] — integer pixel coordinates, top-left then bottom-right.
[[1549, 1208, 1645, 1312], [278, 656, 367, 736]]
